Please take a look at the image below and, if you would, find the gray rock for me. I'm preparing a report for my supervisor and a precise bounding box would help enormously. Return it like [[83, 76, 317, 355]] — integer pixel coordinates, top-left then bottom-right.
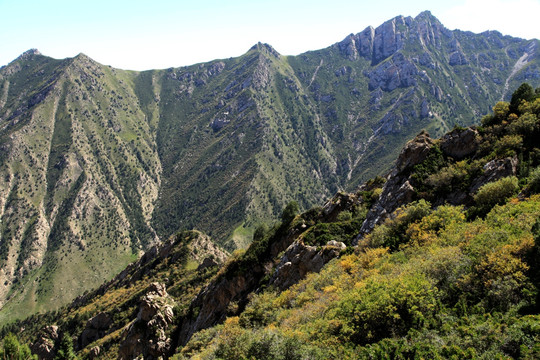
[[81, 312, 112, 347], [89, 346, 101, 359], [396, 131, 435, 173], [470, 156, 518, 193], [440, 128, 479, 159], [270, 240, 343, 290], [118, 282, 174, 360], [197, 257, 218, 271]]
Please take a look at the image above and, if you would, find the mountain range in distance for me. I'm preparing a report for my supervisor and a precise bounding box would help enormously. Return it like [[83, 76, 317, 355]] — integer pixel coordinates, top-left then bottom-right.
[[0, 10, 539, 321]]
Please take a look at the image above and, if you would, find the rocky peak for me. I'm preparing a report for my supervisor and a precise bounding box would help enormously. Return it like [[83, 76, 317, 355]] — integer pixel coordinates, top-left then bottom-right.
[[372, 16, 407, 64], [250, 42, 281, 59], [336, 11, 452, 64], [413, 11, 449, 47], [18, 48, 41, 60]]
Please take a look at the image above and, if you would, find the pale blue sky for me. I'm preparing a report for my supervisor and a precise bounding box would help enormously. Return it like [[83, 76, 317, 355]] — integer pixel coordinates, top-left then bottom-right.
[[1, 0, 539, 70]]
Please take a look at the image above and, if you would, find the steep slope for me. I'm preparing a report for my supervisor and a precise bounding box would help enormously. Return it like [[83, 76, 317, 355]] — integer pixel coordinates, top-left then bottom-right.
[[0, 51, 162, 320], [1, 12, 540, 321], [287, 11, 540, 186], [149, 43, 337, 248], [4, 86, 540, 359]]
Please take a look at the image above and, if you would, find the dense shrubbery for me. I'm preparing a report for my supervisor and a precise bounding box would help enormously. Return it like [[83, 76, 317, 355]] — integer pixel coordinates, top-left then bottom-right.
[[181, 195, 540, 359], [470, 176, 520, 217], [178, 84, 540, 359]]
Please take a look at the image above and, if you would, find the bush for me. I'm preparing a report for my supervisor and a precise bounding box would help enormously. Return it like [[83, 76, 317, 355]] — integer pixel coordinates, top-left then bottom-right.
[[366, 200, 432, 250], [526, 166, 540, 194], [0, 333, 37, 360], [281, 201, 299, 225], [510, 83, 535, 114], [494, 135, 523, 157], [334, 274, 438, 345], [474, 176, 519, 211]]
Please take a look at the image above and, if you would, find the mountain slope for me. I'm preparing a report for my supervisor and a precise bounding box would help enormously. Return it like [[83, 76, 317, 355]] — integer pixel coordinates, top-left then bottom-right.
[[0, 51, 162, 319], [3, 85, 540, 359], [1, 12, 540, 320]]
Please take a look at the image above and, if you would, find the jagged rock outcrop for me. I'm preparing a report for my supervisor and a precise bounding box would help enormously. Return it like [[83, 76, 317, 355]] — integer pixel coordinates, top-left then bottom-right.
[[271, 240, 345, 290], [71, 231, 228, 309], [177, 221, 312, 346], [470, 156, 518, 193], [31, 325, 59, 360], [118, 283, 175, 360], [440, 127, 479, 159], [356, 126, 522, 244], [396, 130, 435, 172], [367, 53, 419, 91], [356, 131, 435, 240], [80, 312, 112, 347], [321, 192, 360, 222]]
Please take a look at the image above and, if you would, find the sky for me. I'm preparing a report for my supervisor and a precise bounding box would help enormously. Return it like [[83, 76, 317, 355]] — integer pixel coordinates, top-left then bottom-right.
[[1, 0, 539, 71]]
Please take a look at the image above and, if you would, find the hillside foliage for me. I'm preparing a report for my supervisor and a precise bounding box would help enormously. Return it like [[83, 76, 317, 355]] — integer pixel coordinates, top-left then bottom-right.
[[1, 85, 540, 358]]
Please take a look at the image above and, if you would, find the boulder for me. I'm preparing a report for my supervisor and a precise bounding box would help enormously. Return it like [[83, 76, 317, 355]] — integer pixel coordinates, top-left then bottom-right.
[[470, 156, 518, 193], [80, 312, 112, 347], [396, 131, 435, 173], [31, 325, 59, 360], [271, 240, 344, 290], [440, 128, 479, 159]]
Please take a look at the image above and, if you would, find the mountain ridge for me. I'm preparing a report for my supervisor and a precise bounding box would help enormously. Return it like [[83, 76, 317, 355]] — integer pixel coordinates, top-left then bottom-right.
[[2, 83, 539, 358], [1, 11, 540, 321]]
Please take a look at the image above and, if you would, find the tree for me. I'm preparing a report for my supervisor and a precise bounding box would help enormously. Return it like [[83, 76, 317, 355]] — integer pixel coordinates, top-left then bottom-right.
[[53, 335, 77, 360], [510, 83, 534, 114], [0, 333, 36, 360], [281, 201, 299, 225]]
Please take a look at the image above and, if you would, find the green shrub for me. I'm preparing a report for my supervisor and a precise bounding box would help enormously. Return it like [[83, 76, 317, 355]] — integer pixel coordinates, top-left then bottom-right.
[[0, 333, 37, 360], [510, 83, 535, 114], [367, 200, 432, 250], [494, 135, 523, 157], [281, 201, 299, 225], [334, 274, 438, 345], [527, 167, 540, 194], [474, 176, 519, 211]]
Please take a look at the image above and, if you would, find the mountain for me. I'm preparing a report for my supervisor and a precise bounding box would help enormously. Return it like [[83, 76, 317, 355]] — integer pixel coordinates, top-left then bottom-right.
[[1, 11, 540, 321], [2, 85, 540, 359]]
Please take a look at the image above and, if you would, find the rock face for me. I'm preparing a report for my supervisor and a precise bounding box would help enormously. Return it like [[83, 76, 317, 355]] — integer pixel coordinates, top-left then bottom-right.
[[440, 128, 479, 159], [395, 130, 435, 173], [356, 131, 434, 237], [271, 240, 345, 290], [72, 231, 228, 308], [356, 127, 521, 243], [321, 192, 360, 222], [177, 221, 315, 346], [118, 283, 175, 360], [31, 325, 59, 360], [80, 312, 112, 347], [470, 156, 518, 193]]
